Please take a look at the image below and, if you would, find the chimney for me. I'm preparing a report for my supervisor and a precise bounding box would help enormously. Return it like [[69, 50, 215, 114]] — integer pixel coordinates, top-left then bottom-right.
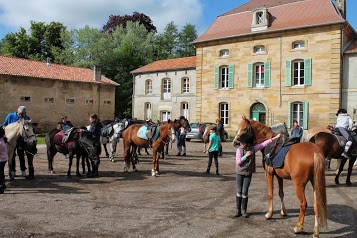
[[335, 0, 346, 19], [93, 65, 101, 81], [46, 57, 51, 66]]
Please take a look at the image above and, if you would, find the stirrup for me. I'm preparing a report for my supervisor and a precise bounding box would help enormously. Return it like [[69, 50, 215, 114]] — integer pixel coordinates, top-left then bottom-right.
[[341, 152, 351, 159]]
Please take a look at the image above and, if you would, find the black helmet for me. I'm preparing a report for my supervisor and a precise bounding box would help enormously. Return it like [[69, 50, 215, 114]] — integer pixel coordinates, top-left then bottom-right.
[[238, 133, 254, 144], [336, 108, 347, 116]]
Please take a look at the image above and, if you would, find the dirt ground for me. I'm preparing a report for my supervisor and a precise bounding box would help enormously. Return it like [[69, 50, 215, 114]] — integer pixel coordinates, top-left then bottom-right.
[[0, 140, 357, 238]]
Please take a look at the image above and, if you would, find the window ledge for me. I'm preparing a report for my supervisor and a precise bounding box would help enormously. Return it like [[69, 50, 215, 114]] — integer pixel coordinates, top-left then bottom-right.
[[251, 87, 267, 90], [290, 48, 307, 52], [252, 51, 267, 56], [218, 88, 231, 91]]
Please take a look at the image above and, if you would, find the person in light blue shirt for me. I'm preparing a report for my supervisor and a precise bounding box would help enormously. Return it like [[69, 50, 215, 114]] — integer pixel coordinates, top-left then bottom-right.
[[205, 126, 221, 175]]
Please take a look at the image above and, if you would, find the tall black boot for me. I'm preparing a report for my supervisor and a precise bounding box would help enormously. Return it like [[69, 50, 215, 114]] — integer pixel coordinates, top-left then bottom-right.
[[242, 197, 249, 218], [216, 167, 220, 175], [25, 167, 34, 180], [234, 196, 242, 217]]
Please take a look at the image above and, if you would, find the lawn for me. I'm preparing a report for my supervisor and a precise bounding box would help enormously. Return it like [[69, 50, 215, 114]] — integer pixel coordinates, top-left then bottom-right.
[[36, 136, 46, 145]]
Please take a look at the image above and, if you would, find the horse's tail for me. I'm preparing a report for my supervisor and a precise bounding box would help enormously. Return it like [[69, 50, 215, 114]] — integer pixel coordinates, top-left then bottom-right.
[[314, 151, 327, 229]]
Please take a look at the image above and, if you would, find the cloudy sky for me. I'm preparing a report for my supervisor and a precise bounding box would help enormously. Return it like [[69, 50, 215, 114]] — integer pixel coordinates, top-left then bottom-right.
[[0, 0, 356, 39]]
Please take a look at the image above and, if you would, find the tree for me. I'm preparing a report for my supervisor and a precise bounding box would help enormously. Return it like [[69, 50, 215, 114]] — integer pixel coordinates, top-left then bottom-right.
[[177, 23, 197, 57], [153, 21, 178, 60], [102, 12, 157, 34]]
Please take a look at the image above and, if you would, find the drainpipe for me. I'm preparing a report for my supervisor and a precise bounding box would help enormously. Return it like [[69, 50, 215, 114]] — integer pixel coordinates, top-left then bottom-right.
[[132, 73, 135, 118], [94, 65, 102, 117]]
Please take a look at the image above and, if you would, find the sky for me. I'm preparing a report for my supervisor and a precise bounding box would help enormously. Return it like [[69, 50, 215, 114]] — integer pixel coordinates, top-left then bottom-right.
[[0, 0, 356, 39]]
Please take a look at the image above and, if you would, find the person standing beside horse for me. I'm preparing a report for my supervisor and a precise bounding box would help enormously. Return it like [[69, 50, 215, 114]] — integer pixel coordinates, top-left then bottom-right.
[[335, 109, 353, 159], [87, 114, 102, 143], [0, 126, 8, 193], [234, 132, 280, 218], [176, 126, 187, 156], [290, 120, 303, 141], [216, 119, 224, 156], [205, 126, 221, 175]]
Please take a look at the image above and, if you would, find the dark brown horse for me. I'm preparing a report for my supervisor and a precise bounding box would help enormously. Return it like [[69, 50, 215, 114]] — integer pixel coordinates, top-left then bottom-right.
[[309, 131, 357, 185], [122, 120, 175, 176], [233, 116, 327, 237]]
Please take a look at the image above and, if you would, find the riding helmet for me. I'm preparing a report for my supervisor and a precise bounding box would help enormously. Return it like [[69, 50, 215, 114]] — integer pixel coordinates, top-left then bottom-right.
[[336, 108, 347, 116], [238, 133, 254, 144]]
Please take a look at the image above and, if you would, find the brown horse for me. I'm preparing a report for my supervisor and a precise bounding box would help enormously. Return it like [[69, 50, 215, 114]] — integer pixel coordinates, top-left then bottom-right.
[[233, 116, 327, 237], [122, 120, 175, 176], [309, 131, 357, 185]]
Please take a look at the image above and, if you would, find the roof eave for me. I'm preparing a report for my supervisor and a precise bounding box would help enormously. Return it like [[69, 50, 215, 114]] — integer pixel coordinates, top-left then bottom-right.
[[131, 66, 196, 75]]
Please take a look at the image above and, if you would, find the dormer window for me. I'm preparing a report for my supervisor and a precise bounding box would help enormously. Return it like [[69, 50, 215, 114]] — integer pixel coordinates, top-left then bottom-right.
[[219, 49, 230, 57], [251, 8, 269, 32], [292, 41, 305, 49], [254, 45, 265, 53]]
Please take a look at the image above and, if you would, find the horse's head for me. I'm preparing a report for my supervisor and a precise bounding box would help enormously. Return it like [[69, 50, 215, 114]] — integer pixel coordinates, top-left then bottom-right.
[[233, 116, 252, 147], [20, 119, 36, 145], [113, 122, 126, 138], [161, 121, 175, 144]]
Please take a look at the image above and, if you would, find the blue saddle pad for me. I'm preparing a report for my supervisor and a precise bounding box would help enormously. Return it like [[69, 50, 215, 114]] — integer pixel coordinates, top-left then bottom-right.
[[137, 125, 159, 141], [264, 145, 292, 168]]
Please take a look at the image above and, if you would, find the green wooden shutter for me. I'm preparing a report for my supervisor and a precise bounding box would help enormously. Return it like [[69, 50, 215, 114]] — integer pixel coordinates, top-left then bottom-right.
[[228, 64, 234, 89], [285, 60, 291, 87], [287, 102, 291, 128], [304, 58, 312, 86], [303, 101, 309, 129], [264, 61, 271, 88], [247, 63, 253, 88], [214, 66, 219, 89]]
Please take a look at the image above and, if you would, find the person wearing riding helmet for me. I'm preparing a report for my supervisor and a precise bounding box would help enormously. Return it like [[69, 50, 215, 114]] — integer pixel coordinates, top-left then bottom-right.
[[3, 106, 31, 177], [335, 108, 353, 159], [233, 132, 280, 218]]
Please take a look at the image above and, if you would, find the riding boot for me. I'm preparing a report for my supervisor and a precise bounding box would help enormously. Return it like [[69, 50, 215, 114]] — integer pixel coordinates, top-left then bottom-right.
[[241, 198, 249, 218], [25, 167, 34, 180], [342, 141, 352, 159], [205, 167, 210, 174], [216, 167, 220, 175], [234, 196, 242, 217], [0, 185, 4, 194]]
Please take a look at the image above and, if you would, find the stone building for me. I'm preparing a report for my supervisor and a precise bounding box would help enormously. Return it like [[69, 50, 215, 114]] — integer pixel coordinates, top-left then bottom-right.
[[0, 55, 118, 132], [193, 0, 357, 135], [131, 56, 196, 121], [343, 40, 357, 122]]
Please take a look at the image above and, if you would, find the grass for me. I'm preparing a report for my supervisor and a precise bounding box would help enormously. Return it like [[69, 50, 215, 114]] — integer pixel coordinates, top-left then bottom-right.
[[36, 136, 46, 145]]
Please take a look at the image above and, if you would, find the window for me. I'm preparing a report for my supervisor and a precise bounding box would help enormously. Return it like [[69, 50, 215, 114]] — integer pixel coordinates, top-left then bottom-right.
[[161, 111, 171, 122], [145, 102, 151, 120], [66, 98, 75, 104], [256, 12, 264, 25], [219, 49, 230, 57], [44, 97, 54, 103], [220, 66, 229, 88], [146, 80, 152, 94], [104, 100, 112, 104], [214, 65, 234, 89], [181, 102, 189, 120], [182, 78, 190, 93], [20, 96, 31, 102], [285, 59, 311, 87], [292, 41, 305, 49], [288, 101, 309, 129], [254, 63, 265, 87], [220, 103, 229, 125], [162, 78, 171, 100], [85, 99, 94, 104], [247, 62, 270, 88], [254, 45, 265, 53]]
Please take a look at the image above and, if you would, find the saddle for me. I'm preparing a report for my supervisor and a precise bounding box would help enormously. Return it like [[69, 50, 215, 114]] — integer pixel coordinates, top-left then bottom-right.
[[62, 127, 75, 143], [101, 124, 113, 138], [330, 128, 349, 147], [137, 124, 159, 141]]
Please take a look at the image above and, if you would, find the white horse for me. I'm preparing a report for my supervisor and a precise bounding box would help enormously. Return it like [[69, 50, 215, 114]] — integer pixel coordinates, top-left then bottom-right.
[[100, 121, 127, 162], [4, 118, 36, 180]]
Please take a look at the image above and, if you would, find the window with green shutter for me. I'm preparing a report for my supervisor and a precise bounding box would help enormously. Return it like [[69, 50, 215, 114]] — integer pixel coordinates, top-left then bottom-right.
[[264, 61, 271, 87], [287, 102, 291, 128], [304, 58, 312, 86], [247, 63, 253, 88], [285, 60, 291, 87], [214, 66, 219, 89], [228, 64, 234, 89], [288, 101, 308, 129], [303, 101, 309, 129]]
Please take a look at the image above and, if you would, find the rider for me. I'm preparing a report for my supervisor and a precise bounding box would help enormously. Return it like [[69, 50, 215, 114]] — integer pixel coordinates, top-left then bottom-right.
[[87, 114, 102, 143], [335, 109, 353, 159], [61, 115, 73, 132], [3, 106, 31, 177]]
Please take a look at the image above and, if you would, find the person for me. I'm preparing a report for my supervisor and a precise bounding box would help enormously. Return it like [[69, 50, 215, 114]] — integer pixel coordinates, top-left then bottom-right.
[[0, 126, 8, 194], [335, 109, 353, 159], [87, 114, 102, 142], [176, 126, 187, 156], [216, 119, 224, 156], [205, 126, 221, 175], [3, 106, 30, 177], [234, 132, 281, 218], [61, 115, 73, 132], [290, 120, 303, 141]]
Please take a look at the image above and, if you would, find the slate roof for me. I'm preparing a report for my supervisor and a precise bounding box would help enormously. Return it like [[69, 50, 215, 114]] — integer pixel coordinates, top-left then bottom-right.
[[0, 55, 118, 86], [131, 56, 196, 74], [345, 40, 357, 54], [193, 0, 345, 44]]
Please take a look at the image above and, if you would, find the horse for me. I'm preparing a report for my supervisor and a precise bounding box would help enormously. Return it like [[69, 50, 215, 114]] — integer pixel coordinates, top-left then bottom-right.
[[4, 118, 36, 180], [122, 120, 175, 176], [100, 119, 127, 162], [46, 128, 101, 177], [269, 122, 289, 138], [233, 116, 327, 237], [309, 130, 357, 185]]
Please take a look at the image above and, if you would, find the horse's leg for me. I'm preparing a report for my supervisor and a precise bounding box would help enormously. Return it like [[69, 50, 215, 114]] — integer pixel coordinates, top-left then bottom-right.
[[103, 143, 109, 158], [292, 180, 307, 234], [346, 157, 355, 186], [276, 176, 287, 216], [131, 145, 138, 172], [335, 157, 347, 185], [123, 143, 131, 173], [151, 150, 158, 176], [265, 171, 274, 219], [67, 153, 73, 178], [109, 138, 118, 162], [335, 158, 342, 176], [7, 147, 15, 180], [81, 154, 86, 175], [75, 154, 81, 177], [86, 155, 92, 176]]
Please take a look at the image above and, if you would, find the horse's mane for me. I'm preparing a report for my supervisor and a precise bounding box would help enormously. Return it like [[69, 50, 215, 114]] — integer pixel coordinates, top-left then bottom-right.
[[249, 119, 276, 138]]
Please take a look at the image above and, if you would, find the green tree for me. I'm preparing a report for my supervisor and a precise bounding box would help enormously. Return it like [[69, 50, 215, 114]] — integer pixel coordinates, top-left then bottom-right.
[[177, 23, 197, 57], [154, 21, 179, 60]]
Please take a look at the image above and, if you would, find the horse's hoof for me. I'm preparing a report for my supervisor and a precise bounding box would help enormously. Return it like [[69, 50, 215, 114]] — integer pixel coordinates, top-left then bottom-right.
[[280, 210, 287, 217], [335, 179, 340, 185], [50, 170, 55, 174], [294, 225, 303, 234], [265, 212, 272, 220], [346, 181, 352, 186], [133, 169, 138, 172], [76, 173, 82, 177], [67, 174, 72, 178]]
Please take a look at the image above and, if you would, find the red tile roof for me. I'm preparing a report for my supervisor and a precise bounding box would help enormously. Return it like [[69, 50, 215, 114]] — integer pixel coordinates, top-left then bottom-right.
[[0, 55, 118, 86], [131, 56, 196, 74], [194, 0, 345, 44], [345, 40, 357, 54]]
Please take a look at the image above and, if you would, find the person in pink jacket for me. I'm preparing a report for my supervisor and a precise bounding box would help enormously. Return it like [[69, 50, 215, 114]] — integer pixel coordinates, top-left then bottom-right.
[[0, 126, 8, 194], [233, 132, 280, 218]]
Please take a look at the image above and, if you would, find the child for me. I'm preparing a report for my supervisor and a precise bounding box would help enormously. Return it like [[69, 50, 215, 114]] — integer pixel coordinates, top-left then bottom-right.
[[335, 109, 353, 159], [205, 126, 221, 175], [0, 126, 8, 194], [234, 132, 280, 218]]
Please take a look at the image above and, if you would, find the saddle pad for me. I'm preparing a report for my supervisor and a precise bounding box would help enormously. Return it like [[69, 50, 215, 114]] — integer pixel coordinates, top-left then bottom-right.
[[137, 126, 159, 141], [264, 145, 292, 168], [54, 130, 65, 146]]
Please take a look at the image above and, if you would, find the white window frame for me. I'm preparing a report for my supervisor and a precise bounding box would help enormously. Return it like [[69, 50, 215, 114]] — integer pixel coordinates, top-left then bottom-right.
[[162, 78, 171, 100], [161, 111, 171, 122], [146, 80, 152, 94], [292, 102, 304, 127], [220, 102, 229, 125], [257, 12, 264, 24], [254, 45, 265, 53], [220, 66, 229, 88], [293, 41, 305, 49], [254, 63, 265, 87], [182, 78, 190, 93], [219, 49, 230, 57], [293, 60, 305, 86], [181, 102, 189, 120], [145, 102, 151, 120]]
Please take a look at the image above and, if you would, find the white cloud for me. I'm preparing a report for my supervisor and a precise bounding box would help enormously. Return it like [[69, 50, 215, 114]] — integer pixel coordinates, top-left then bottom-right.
[[0, 0, 203, 33]]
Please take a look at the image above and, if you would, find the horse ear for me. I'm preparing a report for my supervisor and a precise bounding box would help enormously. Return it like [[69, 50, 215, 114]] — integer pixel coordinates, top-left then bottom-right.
[[168, 119, 171, 123], [242, 116, 247, 121]]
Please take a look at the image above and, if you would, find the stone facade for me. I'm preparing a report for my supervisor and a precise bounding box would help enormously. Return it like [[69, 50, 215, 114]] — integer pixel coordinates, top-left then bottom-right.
[[343, 52, 357, 122]]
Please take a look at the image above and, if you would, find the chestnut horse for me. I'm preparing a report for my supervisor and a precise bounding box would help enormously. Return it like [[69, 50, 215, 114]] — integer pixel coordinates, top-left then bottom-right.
[[233, 116, 327, 237], [122, 120, 176, 176]]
